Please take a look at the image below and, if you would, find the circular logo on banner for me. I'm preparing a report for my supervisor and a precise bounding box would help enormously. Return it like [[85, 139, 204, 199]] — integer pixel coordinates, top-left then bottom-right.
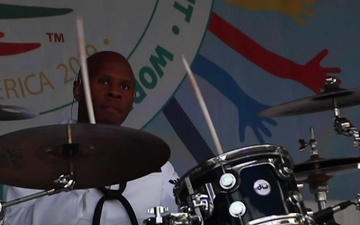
[[0, 1, 213, 132], [253, 179, 271, 196]]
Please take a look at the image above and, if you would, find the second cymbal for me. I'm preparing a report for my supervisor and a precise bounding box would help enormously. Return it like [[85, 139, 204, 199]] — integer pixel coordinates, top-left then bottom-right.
[[259, 88, 360, 117], [0, 105, 38, 120], [294, 157, 360, 184]]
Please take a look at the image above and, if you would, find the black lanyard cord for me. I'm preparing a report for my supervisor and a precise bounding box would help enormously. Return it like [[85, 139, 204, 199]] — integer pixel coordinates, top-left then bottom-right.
[[92, 183, 139, 225]]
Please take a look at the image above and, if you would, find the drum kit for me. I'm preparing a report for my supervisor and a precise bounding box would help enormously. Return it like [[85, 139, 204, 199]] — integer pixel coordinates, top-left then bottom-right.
[[144, 78, 360, 225], [0, 80, 359, 225]]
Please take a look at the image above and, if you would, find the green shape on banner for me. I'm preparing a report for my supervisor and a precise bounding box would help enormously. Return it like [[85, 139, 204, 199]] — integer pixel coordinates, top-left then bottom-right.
[[0, 3, 73, 19]]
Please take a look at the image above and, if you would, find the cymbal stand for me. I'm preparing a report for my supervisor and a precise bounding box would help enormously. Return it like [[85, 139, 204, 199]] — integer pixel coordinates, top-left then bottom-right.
[[321, 77, 360, 147], [299, 128, 329, 211], [333, 98, 360, 148]]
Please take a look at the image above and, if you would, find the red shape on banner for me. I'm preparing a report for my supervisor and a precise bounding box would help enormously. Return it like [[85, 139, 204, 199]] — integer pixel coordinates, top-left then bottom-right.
[[0, 32, 41, 56], [208, 12, 341, 94]]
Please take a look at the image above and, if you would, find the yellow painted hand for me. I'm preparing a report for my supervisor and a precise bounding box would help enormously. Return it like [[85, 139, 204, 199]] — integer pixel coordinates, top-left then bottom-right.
[[225, 0, 316, 25]]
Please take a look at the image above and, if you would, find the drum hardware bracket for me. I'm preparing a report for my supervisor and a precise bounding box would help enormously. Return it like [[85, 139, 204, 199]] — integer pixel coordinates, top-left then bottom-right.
[[169, 212, 203, 225], [144, 209, 204, 225], [323, 77, 341, 93], [333, 115, 360, 148], [332, 92, 360, 147], [54, 172, 76, 190], [356, 193, 360, 211], [147, 206, 169, 224], [184, 177, 203, 221], [299, 128, 318, 156], [204, 183, 216, 203], [190, 194, 213, 217], [248, 213, 311, 225]]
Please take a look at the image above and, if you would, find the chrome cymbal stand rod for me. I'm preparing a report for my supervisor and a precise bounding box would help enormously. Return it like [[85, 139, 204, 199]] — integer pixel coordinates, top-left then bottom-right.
[[0, 171, 74, 220], [0, 188, 58, 209], [299, 128, 328, 211], [309, 128, 318, 156], [0, 185, 68, 222], [299, 128, 318, 156], [310, 183, 328, 211], [56, 124, 77, 190]]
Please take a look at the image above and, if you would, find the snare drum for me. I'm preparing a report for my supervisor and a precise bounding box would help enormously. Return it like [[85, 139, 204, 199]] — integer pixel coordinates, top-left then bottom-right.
[[174, 144, 314, 225]]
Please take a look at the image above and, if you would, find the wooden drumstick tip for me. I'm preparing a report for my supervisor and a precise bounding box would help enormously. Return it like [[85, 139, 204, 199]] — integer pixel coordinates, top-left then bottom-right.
[[181, 53, 224, 155], [76, 15, 96, 124]]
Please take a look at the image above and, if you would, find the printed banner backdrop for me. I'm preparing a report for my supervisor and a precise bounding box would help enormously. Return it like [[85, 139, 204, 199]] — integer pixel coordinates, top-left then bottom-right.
[[1, 0, 360, 223]]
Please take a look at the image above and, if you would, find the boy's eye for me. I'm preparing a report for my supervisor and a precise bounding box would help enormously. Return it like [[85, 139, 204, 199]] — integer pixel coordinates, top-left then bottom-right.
[[120, 84, 130, 90], [99, 78, 109, 85]]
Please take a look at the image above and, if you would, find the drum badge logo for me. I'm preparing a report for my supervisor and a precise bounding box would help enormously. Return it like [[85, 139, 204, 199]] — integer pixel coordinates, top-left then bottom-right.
[[253, 179, 271, 196]]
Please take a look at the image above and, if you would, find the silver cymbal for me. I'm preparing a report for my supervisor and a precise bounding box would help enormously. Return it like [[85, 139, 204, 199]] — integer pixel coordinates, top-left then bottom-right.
[[0, 123, 170, 189]]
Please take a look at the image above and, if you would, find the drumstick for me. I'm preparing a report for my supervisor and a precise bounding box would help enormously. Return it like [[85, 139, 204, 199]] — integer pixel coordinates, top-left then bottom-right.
[[181, 54, 224, 155], [76, 16, 96, 124]]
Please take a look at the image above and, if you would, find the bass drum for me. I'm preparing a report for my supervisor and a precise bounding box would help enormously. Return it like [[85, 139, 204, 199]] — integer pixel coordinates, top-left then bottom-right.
[[174, 144, 314, 225]]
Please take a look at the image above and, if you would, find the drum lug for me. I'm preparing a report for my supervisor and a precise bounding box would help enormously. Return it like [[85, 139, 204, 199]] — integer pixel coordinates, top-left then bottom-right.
[[287, 191, 311, 218], [297, 183, 304, 192], [275, 157, 293, 179], [219, 173, 237, 190], [229, 201, 246, 218], [279, 165, 293, 177], [287, 191, 303, 206]]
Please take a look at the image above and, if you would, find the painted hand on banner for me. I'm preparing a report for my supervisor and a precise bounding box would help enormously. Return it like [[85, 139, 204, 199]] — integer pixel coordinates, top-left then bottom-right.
[[295, 49, 342, 93], [236, 97, 278, 143], [224, 0, 315, 25], [192, 54, 277, 143]]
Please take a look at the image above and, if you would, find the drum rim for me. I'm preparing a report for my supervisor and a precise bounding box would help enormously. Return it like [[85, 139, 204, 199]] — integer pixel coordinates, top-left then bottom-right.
[[175, 144, 292, 190]]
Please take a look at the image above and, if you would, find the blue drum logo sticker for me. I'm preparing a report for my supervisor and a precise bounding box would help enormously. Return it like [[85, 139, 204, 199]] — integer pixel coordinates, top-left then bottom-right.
[[253, 179, 271, 196]]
